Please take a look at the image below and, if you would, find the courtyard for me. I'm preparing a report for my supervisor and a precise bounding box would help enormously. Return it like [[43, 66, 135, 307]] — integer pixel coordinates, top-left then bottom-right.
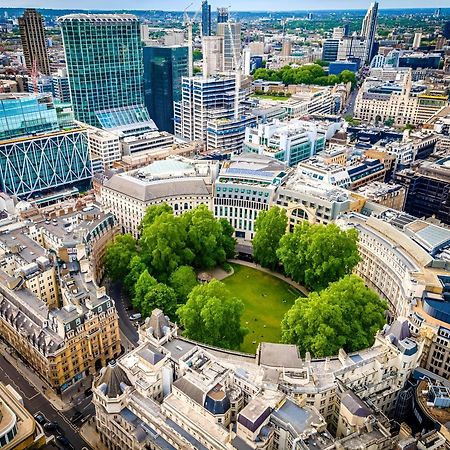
[[221, 263, 302, 353]]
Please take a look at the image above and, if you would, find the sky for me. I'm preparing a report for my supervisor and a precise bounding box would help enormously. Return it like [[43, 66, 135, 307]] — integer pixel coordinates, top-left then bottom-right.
[[5, 0, 450, 11]]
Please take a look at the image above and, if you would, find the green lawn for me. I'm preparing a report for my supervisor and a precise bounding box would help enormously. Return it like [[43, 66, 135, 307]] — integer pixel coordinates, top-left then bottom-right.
[[222, 263, 301, 354], [250, 94, 291, 101]]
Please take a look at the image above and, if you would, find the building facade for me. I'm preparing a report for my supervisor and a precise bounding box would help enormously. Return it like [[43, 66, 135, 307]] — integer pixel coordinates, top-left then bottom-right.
[[59, 14, 144, 127], [143, 45, 188, 133], [0, 93, 92, 199], [18, 9, 50, 75]]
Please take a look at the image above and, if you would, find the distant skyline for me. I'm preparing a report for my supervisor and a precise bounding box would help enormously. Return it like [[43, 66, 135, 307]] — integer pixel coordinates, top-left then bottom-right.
[[6, 0, 450, 12]]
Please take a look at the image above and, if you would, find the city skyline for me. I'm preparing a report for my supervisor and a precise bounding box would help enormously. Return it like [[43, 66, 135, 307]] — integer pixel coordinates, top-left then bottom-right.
[[6, 0, 450, 11]]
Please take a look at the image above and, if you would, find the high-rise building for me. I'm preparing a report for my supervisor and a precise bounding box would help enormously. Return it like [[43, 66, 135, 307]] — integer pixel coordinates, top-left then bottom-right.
[[337, 35, 368, 65], [322, 39, 340, 62], [59, 14, 144, 127], [412, 32, 422, 49], [143, 45, 188, 133], [217, 7, 229, 24], [52, 68, 71, 103], [202, 35, 224, 77], [18, 9, 51, 75], [174, 76, 240, 142], [0, 93, 92, 198], [217, 22, 241, 71], [360, 1, 379, 63], [201, 0, 211, 37]]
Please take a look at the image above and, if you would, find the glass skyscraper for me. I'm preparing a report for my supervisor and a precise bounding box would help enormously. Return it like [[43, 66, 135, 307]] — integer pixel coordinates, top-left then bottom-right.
[[201, 1, 211, 37], [0, 93, 92, 198], [143, 45, 188, 133], [59, 14, 144, 128]]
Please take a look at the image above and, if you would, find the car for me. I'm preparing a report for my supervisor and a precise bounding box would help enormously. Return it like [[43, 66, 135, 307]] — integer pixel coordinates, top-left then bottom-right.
[[129, 313, 142, 321], [43, 421, 59, 432], [56, 435, 75, 450], [34, 412, 46, 425]]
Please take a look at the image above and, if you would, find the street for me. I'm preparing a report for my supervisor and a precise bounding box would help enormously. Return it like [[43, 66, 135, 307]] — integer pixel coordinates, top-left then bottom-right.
[[0, 352, 92, 450], [108, 280, 139, 349]]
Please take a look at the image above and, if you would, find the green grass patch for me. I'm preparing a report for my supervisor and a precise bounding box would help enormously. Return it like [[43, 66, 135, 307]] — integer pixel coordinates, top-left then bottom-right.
[[222, 263, 302, 354], [250, 94, 291, 101]]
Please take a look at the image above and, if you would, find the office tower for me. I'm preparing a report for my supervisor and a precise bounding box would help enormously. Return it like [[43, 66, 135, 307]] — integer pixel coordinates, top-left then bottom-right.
[[322, 39, 340, 62], [435, 36, 446, 51], [337, 36, 368, 66], [59, 14, 144, 128], [281, 40, 292, 57], [52, 68, 71, 103], [413, 32, 422, 49], [242, 48, 251, 76], [217, 22, 241, 72], [360, 1, 379, 63], [18, 9, 51, 75], [202, 36, 224, 77], [201, 0, 211, 37], [0, 93, 92, 198], [143, 45, 188, 133], [174, 76, 240, 141], [217, 7, 229, 24]]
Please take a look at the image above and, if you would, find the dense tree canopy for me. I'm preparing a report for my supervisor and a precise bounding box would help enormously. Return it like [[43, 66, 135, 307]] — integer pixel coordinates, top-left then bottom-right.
[[104, 234, 137, 281], [169, 265, 198, 303], [281, 275, 387, 357], [277, 222, 360, 291], [253, 64, 356, 87], [140, 211, 194, 282], [140, 283, 178, 320], [133, 269, 157, 311], [181, 204, 234, 269], [253, 206, 287, 270], [124, 255, 146, 297], [177, 280, 247, 350]]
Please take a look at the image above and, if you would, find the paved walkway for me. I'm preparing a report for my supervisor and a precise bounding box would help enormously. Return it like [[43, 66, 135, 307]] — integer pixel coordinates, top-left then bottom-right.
[[80, 420, 108, 450], [227, 259, 309, 296]]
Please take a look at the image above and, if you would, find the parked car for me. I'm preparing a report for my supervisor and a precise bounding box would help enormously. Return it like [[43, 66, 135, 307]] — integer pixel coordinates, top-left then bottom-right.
[[129, 313, 142, 321], [43, 421, 59, 432], [33, 412, 46, 425], [56, 435, 75, 450]]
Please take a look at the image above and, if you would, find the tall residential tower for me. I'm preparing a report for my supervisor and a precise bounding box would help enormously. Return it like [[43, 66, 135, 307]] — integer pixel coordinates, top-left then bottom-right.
[[18, 9, 51, 75], [59, 14, 144, 127]]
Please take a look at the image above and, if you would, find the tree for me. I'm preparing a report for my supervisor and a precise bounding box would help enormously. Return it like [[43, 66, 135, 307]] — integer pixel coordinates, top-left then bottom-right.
[[140, 211, 194, 281], [139, 203, 172, 233], [182, 204, 235, 269], [104, 234, 137, 281], [338, 69, 356, 87], [253, 206, 287, 270], [281, 275, 387, 357], [277, 222, 360, 291], [169, 265, 198, 303], [133, 270, 157, 311], [177, 280, 247, 350], [141, 283, 178, 320], [218, 218, 236, 259], [124, 255, 147, 297]]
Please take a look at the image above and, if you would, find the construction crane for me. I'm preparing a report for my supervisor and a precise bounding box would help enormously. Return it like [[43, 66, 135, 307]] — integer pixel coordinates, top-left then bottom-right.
[[183, 2, 202, 78], [31, 58, 39, 94]]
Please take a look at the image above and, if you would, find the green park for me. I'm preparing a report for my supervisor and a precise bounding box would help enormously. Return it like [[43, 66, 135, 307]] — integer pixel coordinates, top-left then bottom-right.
[[105, 203, 387, 358]]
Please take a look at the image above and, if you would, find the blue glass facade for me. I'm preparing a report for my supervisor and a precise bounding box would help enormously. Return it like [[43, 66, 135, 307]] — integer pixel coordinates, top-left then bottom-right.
[[0, 94, 59, 140], [143, 46, 188, 133], [202, 1, 211, 36], [0, 94, 92, 198], [59, 14, 144, 127]]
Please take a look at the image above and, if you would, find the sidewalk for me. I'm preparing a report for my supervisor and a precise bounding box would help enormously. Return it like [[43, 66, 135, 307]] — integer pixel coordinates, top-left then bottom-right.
[[228, 259, 310, 296], [80, 420, 108, 450], [0, 340, 90, 412]]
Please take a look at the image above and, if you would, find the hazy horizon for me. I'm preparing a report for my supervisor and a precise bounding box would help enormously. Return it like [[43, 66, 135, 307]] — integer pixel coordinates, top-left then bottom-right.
[[5, 1, 450, 12]]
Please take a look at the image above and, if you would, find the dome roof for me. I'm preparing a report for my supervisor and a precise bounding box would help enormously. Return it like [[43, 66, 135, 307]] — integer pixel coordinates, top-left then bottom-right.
[[96, 360, 131, 398]]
